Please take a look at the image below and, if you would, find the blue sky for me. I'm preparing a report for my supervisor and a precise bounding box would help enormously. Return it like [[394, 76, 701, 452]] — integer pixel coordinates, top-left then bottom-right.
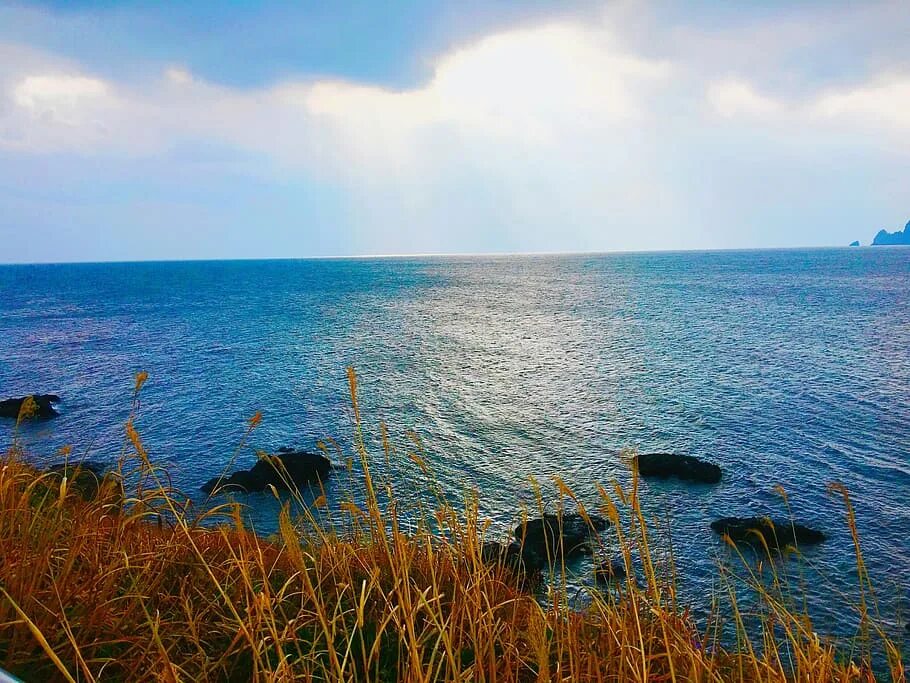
[[0, 0, 908, 262]]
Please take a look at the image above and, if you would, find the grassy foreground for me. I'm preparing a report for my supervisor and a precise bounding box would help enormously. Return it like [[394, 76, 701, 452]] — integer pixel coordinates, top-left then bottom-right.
[[0, 371, 903, 682]]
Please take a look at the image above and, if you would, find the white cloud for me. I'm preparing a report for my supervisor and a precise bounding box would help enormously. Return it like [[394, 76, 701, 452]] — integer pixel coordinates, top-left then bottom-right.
[[2, 19, 907, 161], [424, 24, 668, 131], [287, 23, 672, 196], [1, 23, 672, 160], [13, 74, 108, 110], [812, 75, 910, 129], [705, 73, 910, 133], [4, 73, 125, 151], [164, 67, 193, 86], [707, 79, 783, 118]]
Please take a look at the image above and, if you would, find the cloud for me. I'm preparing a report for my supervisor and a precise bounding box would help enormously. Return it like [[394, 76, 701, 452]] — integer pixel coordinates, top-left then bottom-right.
[[2, 22, 671, 158], [707, 80, 782, 118], [4, 12, 906, 154], [706, 74, 910, 133], [13, 74, 108, 111], [164, 67, 193, 86], [812, 75, 910, 129], [0, 2, 908, 257], [3, 18, 907, 160], [0, 48, 135, 153], [292, 22, 672, 196]]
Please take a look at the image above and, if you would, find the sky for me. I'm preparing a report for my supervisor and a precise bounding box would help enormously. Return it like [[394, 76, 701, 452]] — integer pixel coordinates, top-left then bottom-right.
[[0, 0, 908, 263]]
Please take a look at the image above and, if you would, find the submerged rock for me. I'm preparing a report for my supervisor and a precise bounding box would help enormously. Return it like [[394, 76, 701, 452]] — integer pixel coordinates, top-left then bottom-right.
[[513, 513, 609, 561], [710, 517, 826, 549], [593, 557, 627, 583], [201, 450, 333, 495], [635, 453, 722, 484], [480, 540, 546, 575], [0, 394, 60, 419]]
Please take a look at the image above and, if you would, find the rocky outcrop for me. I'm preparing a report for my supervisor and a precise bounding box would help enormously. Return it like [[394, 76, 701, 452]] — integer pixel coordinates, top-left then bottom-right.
[[0, 394, 60, 419], [480, 540, 546, 575], [201, 450, 334, 495], [871, 221, 910, 246], [481, 512, 610, 580], [635, 453, 722, 484], [513, 512, 609, 560], [849, 241, 860, 247], [710, 517, 825, 549], [593, 558, 627, 582]]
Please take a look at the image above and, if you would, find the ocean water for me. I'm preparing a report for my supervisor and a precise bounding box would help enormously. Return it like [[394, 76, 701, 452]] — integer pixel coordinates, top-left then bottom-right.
[[1, 248, 908, 639]]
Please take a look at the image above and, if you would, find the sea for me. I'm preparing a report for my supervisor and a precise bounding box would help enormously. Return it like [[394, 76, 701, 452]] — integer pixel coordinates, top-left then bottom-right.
[[1, 247, 908, 642]]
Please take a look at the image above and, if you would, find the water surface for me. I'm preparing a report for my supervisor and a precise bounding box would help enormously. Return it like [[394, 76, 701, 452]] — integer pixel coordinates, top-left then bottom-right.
[[1, 248, 908, 638]]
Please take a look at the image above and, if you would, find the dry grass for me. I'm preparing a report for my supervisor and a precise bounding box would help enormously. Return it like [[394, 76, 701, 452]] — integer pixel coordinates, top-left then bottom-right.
[[0, 371, 904, 682]]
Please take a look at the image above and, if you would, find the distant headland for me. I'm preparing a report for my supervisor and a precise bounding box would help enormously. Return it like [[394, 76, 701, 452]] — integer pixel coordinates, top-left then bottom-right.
[[871, 219, 910, 246]]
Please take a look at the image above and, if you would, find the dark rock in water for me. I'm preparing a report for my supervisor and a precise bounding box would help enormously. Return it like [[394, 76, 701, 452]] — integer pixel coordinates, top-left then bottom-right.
[[0, 394, 60, 419], [203, 470, 257, 493], [275, 445, 346, 470], [594, 558, 627, 582], [849, 240, 860, 247], [201, 450, 333, 495], [481, 540, 546, 575], [635, 453, 722, 484], [44, 461, 116, 501], [480, 541, 514, 567], [710, 517, 826, 549], [513, 513, 609, 561], [871, 220, 910, 246]]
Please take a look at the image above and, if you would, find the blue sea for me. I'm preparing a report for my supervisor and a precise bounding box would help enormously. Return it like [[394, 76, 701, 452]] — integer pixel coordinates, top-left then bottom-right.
[[1, 248, 908, 639]]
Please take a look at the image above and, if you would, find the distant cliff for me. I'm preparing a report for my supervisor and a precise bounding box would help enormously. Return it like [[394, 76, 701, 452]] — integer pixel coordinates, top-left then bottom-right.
[[872, 220, 910, 245]]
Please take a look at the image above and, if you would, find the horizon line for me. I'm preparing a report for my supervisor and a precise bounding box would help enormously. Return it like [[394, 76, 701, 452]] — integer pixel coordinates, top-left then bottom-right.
[[0, 243, 886, 267]]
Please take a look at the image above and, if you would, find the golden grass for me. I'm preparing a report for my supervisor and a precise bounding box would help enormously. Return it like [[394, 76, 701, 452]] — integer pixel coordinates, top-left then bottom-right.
[[0, 371, 903, 682]]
